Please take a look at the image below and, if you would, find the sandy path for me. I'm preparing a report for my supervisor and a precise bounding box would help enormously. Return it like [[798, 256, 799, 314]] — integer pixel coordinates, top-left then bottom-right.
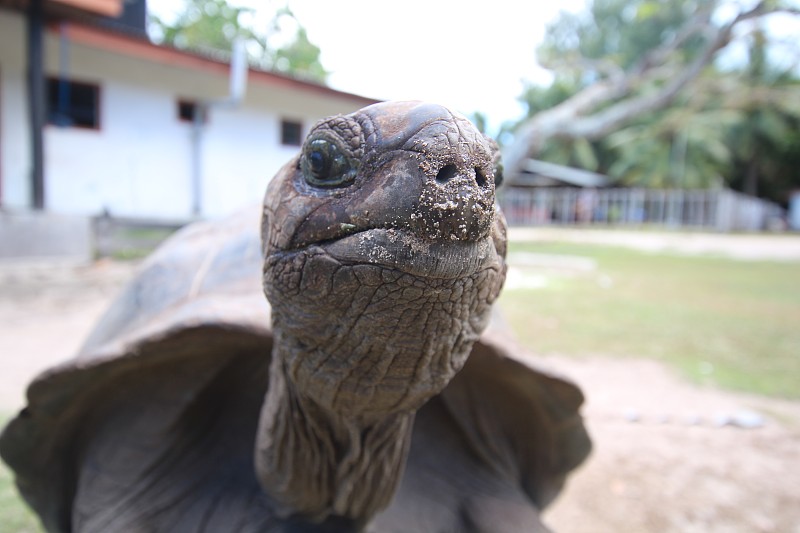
[[0, 259, 137, 410]]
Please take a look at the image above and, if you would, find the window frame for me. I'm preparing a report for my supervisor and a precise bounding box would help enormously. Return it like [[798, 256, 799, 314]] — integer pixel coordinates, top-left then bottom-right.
[[280, 118, 303, 147], [177, 99, 208, 124], [46, 76, 101, 131]]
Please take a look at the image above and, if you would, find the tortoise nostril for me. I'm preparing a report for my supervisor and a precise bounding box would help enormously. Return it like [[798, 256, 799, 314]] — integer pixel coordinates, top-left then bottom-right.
[[474, 168, 488, 187], [435, 165, 458, 184]]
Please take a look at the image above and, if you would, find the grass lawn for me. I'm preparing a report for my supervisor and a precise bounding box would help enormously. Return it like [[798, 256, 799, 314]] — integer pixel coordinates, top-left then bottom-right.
[[499, 241, 800, 399], [0, 418, 42, 533]]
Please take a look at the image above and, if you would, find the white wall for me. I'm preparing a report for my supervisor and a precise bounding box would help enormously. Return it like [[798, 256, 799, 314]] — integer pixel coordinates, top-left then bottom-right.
[[44, 75, 197, 218], [0, 10, 32, 210], [201, 105, 309, 218], [199, 84, 372, 218], [1, 12, 373, 219]]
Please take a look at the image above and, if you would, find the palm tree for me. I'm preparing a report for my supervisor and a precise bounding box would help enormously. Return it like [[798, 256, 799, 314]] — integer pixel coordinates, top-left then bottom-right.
[[606, 105, 741, 189]]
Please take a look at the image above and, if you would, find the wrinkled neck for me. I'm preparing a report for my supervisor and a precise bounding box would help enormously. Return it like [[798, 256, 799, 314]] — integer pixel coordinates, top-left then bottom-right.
[[255, 340, 414, 527], [256, 248, 503, 525]]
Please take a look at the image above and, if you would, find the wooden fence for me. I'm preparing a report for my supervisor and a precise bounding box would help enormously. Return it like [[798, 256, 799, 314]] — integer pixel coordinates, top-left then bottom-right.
[[498, 187, 785, 232]]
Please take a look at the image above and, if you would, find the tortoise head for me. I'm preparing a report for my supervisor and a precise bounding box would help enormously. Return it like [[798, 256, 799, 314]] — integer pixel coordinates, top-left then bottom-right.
[[261, 101, 507, 418]]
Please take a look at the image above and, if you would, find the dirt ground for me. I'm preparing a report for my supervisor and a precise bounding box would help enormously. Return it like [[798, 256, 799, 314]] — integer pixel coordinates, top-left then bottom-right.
[[1, 233, 799, 532], [540, 356, 800, 532]]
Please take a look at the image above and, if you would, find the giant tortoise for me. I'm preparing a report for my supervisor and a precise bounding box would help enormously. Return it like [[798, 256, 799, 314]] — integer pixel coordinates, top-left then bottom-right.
[[1, 101, 590, 532]]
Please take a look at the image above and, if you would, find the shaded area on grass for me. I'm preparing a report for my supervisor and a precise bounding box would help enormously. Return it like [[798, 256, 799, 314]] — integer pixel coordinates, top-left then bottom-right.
[[0, 417, 43, 533], [499, 242, 800, 399], [93, 217, 182, 260]]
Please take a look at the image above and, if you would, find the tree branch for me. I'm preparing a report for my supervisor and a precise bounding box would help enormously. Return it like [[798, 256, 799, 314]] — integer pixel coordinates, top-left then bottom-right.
[[504, 2, 799, 179]]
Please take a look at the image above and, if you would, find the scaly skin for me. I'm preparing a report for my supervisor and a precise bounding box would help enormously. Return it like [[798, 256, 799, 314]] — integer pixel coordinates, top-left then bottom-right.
[[256, 101, 508, 529]]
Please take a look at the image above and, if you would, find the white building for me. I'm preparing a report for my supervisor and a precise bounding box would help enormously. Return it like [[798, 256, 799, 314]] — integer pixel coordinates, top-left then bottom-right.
[[0, 0, 378, 221]]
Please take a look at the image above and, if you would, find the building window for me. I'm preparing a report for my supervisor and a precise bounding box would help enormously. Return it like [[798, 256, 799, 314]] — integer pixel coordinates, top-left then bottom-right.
[[177, 99, 207, 123], [281, 119, 302, 146], [46, 77, 100, 129]]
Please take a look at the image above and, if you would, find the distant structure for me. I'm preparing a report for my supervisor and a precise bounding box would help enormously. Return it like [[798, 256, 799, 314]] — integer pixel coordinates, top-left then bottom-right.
[[500, 157, 784, 232], [790, 191, 800, 231], [0, 0, 378, 221]]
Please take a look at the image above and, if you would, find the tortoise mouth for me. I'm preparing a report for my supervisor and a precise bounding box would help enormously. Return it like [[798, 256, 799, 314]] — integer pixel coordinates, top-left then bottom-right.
[[319, 228, 500, 279]]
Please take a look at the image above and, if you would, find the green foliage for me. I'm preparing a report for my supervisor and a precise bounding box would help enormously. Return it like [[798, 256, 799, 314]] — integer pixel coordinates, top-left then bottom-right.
[[149, 0, 328, 83], [519, 79, 582, 118], [723, 27, 800, 200], [271, 27, 327, 82], [469, 111, 488, 134], [0, 427, 43, 532], [500, 241, 800, 399], [150, 0, 253, 52], [538, 0, 708, 78], [518, 0, 800, 204], [607, 106, 742, 187]]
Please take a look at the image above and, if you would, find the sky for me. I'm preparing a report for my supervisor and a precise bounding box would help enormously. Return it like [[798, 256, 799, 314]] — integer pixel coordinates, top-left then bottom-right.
[[150, 1, 800, 134], [150, 1, 586, 133]]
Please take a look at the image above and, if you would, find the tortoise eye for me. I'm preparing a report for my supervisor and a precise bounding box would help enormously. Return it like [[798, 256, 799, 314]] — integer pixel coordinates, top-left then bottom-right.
[[301, 138, 357, 188], [309, 150, 326, 177]]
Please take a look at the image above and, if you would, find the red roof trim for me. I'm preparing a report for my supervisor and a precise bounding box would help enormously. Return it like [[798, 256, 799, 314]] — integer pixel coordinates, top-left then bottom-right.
[[51, 0, 122, 17], [53, 23, 380, 106]]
